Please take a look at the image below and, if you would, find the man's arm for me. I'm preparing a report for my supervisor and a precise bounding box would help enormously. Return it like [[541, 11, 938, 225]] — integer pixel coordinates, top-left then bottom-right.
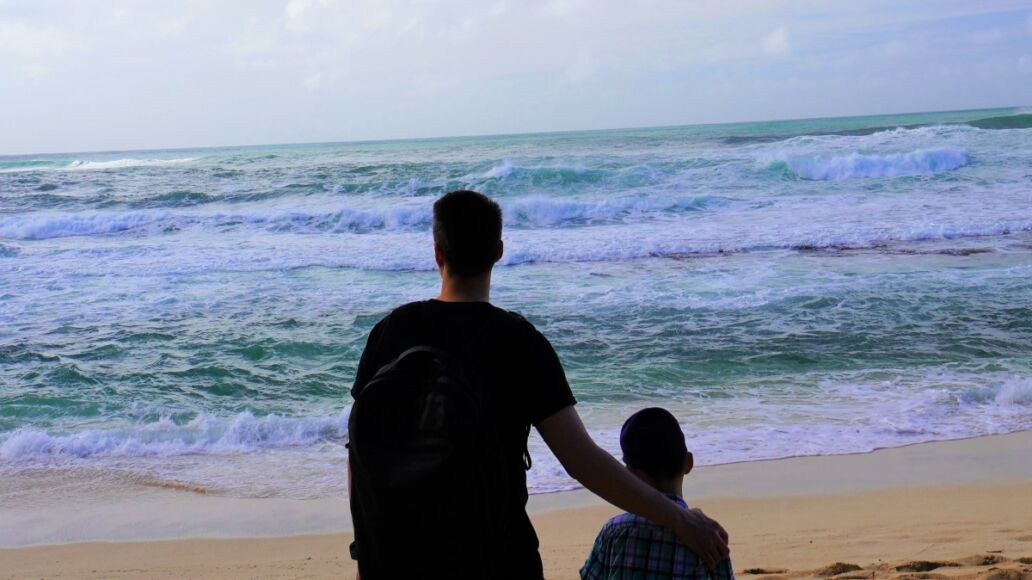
[[536, 406, 729, 568], [348, 455, 360, 580]]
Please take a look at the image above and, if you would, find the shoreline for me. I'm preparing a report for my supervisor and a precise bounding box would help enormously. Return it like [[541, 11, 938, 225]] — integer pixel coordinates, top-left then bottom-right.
[[2, 430, 1031, 549], [526, 426, 1032, 501], [1, 431, 1031, 578]]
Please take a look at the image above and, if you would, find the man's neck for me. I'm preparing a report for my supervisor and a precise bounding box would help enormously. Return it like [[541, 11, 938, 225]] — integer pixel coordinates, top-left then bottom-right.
[[436, 272, 492, 303]]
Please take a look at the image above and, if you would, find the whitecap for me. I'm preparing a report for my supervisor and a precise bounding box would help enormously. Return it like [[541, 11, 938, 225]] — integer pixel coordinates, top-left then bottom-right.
[[0, 157, 199, 173], [775, 147, 969, 180], [0, 409, 350, 461]]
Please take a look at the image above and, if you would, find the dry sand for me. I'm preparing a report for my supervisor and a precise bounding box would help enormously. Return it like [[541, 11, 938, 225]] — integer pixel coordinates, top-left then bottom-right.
[[2, 431, 1030, 579]]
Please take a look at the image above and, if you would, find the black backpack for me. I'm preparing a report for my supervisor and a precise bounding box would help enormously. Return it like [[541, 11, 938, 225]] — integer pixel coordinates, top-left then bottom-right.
[[348, 344, 526, 579]]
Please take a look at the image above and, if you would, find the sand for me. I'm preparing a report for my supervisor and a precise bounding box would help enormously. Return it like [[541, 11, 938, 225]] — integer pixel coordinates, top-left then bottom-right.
[[1, 431, 1030, 579]]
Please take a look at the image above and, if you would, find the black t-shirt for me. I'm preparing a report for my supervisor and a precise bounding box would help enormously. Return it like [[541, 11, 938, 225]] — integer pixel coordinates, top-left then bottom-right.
[[351, 299, 576, 579]]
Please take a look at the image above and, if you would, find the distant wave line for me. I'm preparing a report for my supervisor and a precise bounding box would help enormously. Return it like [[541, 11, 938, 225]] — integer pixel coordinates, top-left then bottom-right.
[[0, 157, 199, 173], [768, 147, 969, 180], [724, 112, 1032, 145], [0, 194, 726, 240]]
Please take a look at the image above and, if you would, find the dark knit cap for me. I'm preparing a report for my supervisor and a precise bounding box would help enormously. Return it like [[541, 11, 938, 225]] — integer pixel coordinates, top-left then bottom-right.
[[619, 407, 688, 480]]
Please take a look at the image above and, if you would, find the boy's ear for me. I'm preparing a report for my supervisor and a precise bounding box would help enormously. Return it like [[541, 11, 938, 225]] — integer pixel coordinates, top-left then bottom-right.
[[495, 240, 504, 263], [683, 452, 694, 475]]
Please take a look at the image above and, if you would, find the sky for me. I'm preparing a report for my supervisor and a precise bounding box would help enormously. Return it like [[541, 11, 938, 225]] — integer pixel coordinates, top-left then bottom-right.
[[1, 0, 1030, 155]]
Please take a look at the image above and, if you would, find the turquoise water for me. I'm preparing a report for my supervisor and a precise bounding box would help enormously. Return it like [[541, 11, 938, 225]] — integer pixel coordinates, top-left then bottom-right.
[[1, 108, 1031, 499]]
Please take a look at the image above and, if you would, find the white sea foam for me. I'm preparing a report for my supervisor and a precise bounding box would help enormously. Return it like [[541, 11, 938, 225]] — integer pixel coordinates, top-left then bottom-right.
[[3, 373, 1029, 497], [995, 378, 1032, 405], [477, 159, 595, 179], [777, 147, 969, 180], [6, 210, 1031, 275], [0, 195, 722, 240], [0, 211, 164, 240], [0, 157, 198, 173], [0, 375, 1024, 469], [64, 158, 199, 170], [0, 409, 349, 461], [497, 220, 1032, 269], [503, 195, 716, 226], [524, 373, 1032, 493], [481, 159, 516, 179]]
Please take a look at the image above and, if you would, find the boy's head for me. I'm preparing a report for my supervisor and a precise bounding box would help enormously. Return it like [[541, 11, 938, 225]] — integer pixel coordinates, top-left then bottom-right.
[[432, 190, 503, 277], [620, 407, 693, 485]]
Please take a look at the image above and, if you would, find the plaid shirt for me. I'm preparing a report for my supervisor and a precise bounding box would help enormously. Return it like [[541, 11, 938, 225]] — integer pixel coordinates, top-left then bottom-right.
[[580, 494, 735, 580]]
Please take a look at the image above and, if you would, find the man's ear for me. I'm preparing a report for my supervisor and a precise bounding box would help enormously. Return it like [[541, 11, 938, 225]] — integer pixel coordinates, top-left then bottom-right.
[[683, 452, 694, 475], [495, 240, 504, 263], [434, 242, 445, 269]]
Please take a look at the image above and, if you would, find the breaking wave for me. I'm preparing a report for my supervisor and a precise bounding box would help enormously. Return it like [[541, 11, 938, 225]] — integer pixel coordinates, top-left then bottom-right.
[[0, 410, 349, 460], [0, 211, 166, 240], [0, 195, 725, 240], [3, 376, 1029, 488], [724, 111, 1031, 144], [498, 221, 1032, 268], [773, 147, 969, 180], [477, 160, 602, 184], [0, 157, 198, 173]]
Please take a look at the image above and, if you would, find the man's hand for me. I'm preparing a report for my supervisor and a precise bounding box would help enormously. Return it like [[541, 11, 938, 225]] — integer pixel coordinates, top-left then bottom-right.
[[674, 508, 729, 570]]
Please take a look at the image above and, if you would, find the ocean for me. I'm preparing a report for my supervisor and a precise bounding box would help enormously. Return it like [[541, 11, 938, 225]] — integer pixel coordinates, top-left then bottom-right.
[[1, 107, 1031, 502]]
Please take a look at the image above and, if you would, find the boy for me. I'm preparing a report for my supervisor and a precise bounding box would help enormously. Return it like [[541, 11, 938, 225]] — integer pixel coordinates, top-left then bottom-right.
[[581, 408, 735, 580]]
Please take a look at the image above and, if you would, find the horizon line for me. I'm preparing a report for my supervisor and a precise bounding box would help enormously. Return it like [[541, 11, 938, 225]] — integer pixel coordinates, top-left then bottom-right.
[[2, 104, 1024, 159]]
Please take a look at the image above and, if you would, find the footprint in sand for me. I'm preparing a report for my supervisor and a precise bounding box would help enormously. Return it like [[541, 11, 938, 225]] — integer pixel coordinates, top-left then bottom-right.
[[742, 567, 788, 575], [957, 555, 1007, 567], [979, 569, 1028, 580], [814, 562, 863, 577], [895, 561, 960, 573]]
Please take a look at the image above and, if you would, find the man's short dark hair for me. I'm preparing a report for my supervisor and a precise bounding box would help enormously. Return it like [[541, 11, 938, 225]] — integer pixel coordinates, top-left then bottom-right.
[[432, 190, 503, 277], [620, 407, 688, 480]]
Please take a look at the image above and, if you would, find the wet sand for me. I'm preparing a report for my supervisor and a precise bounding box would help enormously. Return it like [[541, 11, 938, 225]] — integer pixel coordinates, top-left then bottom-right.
[[1, 431, 1030, 579]]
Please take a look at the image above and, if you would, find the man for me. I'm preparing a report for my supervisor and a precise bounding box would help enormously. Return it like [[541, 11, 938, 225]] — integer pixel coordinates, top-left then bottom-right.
[[349, 190, 727, 579]]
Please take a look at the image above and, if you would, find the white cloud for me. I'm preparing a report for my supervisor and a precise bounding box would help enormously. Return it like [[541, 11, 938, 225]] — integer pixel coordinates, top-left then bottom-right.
[[0, 21, 76, 60], [491, 1, 509, 17], [1018, 55, 1032, 74], [879, 40, 907, 58], [970, 28, 1004, 44], [285, 0, 315, 20], [303, 71, 324, 90], [565, 51, 602, 83], [0, 20, 83, 79], [284, 0, 345, 32], [762, 27, 790, 57], [1, 0, 1030, 154], [539, 0, 589, 19]]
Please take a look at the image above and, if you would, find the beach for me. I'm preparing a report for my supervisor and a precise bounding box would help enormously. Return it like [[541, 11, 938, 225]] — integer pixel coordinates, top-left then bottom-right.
[[2, 108, 1031, 577], [2, 431, 1030, 579]]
